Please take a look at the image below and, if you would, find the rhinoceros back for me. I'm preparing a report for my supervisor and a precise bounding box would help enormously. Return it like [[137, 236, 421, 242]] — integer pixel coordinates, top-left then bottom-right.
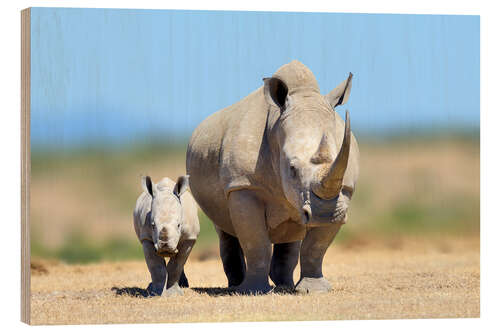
[[186, 87, 270, 235]]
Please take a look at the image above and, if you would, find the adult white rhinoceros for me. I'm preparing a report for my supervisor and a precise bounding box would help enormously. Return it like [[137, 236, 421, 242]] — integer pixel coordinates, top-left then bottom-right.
[[187, 60, 360, 294]]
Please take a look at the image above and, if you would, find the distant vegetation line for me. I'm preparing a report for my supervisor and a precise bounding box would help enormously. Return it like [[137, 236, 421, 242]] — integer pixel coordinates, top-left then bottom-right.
[[29, 134, 479, 264], [31, 127, 479, 154]]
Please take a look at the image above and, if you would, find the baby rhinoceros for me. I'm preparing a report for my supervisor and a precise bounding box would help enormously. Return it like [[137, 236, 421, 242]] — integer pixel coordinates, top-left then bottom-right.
[[133, 175, 200, 296]]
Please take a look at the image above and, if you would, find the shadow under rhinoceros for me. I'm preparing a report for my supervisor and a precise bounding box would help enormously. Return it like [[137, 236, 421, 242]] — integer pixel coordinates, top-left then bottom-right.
[[192, 286, 296, 296], [191, 287, 236, 296], [111, 285, 297, 297], [111, 286, 150, 297], [111, 286, 234, 297]]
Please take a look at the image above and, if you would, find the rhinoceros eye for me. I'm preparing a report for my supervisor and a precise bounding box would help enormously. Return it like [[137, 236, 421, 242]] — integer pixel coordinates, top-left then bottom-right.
[[290, 165, 297, 178], [341, 186, 354, 199]]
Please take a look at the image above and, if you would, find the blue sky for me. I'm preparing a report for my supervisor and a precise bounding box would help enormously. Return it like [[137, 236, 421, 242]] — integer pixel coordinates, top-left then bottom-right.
[[30, 8, 479, 149]]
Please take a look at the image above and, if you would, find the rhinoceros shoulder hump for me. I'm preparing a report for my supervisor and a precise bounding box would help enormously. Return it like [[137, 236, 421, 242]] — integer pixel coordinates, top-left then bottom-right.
[[219, 87, 270, 196]]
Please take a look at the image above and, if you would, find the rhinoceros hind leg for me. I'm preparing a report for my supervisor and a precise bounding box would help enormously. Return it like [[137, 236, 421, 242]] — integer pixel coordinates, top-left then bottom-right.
[[270, 241, 300, 289], [216, 227, 246, 287], [179, 269, 189, 288]]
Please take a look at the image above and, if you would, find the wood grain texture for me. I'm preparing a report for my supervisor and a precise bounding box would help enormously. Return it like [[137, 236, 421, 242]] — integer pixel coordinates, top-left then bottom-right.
[[21, 7, 31, 325]]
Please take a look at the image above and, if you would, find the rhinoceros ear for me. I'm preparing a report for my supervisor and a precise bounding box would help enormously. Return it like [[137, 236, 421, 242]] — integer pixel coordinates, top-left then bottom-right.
[[142, 175, 155, 197], [174, 175, 190, 198], [263, 77, 289, 110], [326, 72, 353, 108]]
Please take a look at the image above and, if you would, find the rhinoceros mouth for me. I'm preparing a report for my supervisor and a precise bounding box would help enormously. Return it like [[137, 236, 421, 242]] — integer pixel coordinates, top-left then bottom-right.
[[305, 191, 346, 225], [156, 249, 178, 257], [155, 244, 179, 257]]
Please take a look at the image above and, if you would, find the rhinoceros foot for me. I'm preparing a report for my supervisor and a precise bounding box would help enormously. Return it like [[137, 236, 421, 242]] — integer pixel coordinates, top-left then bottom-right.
[[295, 277, 332, 294], [163, 283, 184, 297], [232, 280, 272, 295], [272, 285, 296, 294], [146, 282, 164, 297]]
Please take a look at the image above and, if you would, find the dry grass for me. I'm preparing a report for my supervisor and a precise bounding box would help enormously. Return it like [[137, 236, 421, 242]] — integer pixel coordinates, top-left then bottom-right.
[[30, 235, 479, 325]]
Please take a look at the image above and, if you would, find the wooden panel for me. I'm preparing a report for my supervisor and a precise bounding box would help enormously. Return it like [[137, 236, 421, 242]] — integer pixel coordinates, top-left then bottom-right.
[[21, 7, 31, 325]]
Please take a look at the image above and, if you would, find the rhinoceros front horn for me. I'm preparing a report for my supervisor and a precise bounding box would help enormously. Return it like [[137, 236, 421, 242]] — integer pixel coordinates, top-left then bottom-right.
[[315, 110, 351, 199]]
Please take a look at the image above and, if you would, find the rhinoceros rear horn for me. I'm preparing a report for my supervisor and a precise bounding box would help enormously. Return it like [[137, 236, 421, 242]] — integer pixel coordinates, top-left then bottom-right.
[[318, 110, 351, 198], [263, 77, 288, 110]]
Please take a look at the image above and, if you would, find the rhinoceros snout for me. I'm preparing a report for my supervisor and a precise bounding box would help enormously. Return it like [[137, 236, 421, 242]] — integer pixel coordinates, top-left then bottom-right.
[[159, 227, 169, 240], [155, 239, 178, 256]]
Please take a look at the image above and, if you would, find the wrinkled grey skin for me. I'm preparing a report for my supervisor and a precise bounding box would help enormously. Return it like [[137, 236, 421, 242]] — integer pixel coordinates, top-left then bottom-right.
[[187, 60, 360, 294], [133, 176, 200, 296]]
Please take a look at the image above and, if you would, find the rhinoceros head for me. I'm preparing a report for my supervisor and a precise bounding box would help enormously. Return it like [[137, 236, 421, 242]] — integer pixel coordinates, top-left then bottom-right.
[[264, 61, 354, 226], [141, 175, 189, 256]]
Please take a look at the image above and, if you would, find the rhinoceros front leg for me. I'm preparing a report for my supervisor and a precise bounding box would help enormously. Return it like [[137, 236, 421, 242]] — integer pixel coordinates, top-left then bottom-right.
[[228, 190, 272, 294], [164, 239, 196, 297], [142, 241, 167, 296], [270, 241, 300, 290], [216, 226, 246, 287], [296, 223, 342, 294]]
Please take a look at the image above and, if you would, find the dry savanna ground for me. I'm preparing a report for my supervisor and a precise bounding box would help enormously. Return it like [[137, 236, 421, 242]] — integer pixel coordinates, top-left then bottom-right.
[[30, 235, 479, 325]]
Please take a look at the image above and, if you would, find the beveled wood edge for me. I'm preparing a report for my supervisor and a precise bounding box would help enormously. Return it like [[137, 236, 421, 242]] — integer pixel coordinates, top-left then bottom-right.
[[21, 7, 31, 325]]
